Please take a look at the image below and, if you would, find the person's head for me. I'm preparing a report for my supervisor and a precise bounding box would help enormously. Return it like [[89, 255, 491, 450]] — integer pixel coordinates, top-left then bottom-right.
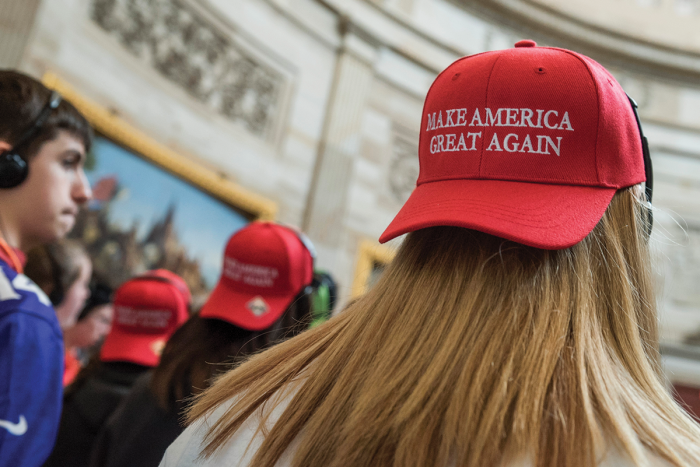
[[24, 239, 92, 329], [198, 221, 315, 332], [150, 289, 311, 412], [99, 272, 190, 367], [149, 222, 315, 411], [188, 42, 700, 467], [0, 70, 92, 251], [63, 281, 113, 350]]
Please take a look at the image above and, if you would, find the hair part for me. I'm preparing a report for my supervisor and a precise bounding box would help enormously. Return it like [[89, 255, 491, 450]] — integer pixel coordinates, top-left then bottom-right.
[[0, 70, 93, 159], [188, 187, 700, 467]]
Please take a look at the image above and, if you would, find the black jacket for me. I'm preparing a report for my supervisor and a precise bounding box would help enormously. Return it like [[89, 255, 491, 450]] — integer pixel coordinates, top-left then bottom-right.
[[43, 362, 149, 467], [89, 372, 184, 467]]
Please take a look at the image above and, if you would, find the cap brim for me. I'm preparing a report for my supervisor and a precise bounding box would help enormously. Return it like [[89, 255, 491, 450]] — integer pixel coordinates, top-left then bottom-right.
[[379, 179, 616, 250], [200, 283, 296, 331], [100, 329, 165, 367]]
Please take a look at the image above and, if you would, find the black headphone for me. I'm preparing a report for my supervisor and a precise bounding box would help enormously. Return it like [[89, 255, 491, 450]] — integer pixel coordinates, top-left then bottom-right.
[[627, 95, 654, 238], [0, 91, 62, 189], [287, 229, 339, 328], [310, 270, 338, 328]]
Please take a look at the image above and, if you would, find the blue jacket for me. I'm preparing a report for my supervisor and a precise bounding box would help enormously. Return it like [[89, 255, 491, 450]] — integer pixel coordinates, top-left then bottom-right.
[[0, 259, 63, 467]]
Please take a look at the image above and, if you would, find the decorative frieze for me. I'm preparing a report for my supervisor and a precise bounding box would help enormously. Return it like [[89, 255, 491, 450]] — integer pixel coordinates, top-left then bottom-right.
[[0, 0, 41, 67], [90, 0, 285, 138], [388, 123, 419, 204]]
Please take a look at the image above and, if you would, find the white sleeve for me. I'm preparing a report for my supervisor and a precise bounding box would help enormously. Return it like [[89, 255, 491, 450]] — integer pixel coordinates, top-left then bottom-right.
[[159, 392, 295, 467], [158, 402, 260, 467], [159, 419, 208, 467]]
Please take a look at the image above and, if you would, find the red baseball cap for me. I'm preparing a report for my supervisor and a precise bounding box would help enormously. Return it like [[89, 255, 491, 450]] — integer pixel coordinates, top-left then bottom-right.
[[143, 269, 192, 307], [379, 40, 646, 250], [200, 221, 314, 331], [100, 274, 189, 367]]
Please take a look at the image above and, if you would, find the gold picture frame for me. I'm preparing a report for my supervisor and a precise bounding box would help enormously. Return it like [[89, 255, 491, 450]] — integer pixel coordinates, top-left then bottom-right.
[[41, 71, 277, 220], [351, 240, 396, 298]]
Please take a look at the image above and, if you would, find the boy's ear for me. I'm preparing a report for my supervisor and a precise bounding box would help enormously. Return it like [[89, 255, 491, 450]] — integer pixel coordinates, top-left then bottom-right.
[[0, 141, 12, 152]]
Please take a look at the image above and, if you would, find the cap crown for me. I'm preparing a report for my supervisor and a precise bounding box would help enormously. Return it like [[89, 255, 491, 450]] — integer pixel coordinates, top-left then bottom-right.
[[143, 269, 192, 306], [111, 278, 188, 336], [419, 46, 645, 189], [220, 222, 313, 298]]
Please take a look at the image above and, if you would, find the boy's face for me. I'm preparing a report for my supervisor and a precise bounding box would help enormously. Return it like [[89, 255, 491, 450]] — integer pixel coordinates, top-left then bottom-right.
[[7, 130, 92, 248]]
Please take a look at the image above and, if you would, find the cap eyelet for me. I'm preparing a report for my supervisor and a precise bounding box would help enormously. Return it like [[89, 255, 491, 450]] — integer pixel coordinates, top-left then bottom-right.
[[452, 73, 461, 81], [535, 67, 546, 74]]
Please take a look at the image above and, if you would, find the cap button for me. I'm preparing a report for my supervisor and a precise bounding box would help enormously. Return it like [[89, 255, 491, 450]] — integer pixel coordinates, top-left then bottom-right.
[[514, 40, 537, 48]]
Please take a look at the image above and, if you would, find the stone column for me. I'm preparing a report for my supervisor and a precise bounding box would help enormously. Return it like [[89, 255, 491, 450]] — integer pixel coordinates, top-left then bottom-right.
[[0, 0, 42, 68], [303, 22, 377, 271]]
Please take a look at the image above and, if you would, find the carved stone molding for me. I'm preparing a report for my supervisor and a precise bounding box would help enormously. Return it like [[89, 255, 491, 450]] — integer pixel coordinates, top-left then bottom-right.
[[388, 123, 419, 204], [0, 0, 42, 68], [90, 0, 285, 138]]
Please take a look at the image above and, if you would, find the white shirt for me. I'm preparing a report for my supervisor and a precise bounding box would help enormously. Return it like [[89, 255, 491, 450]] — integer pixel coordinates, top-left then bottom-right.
[[160, 395, 673, 467]]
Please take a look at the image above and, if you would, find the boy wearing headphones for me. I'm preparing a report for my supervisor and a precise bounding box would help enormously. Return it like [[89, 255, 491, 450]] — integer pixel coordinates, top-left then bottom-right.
[[0, 70, 92, 466]]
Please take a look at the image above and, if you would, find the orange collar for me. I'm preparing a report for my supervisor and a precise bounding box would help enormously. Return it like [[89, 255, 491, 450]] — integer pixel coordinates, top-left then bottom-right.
[[0, 237, 23, 274]]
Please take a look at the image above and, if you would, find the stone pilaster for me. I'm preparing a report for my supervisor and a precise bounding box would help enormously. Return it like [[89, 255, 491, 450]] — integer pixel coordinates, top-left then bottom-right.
[[0, 0, 41, 68], [303, 24, 377, 271]]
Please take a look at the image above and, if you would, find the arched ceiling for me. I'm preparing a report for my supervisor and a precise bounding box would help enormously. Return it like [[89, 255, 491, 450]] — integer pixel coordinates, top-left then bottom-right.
[[529, 0, 700, 54], [460, 0, 700, 83]]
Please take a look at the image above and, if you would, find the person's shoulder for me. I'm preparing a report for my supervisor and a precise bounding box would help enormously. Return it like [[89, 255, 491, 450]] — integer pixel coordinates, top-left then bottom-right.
[[501, 448, 675, 467], [104, 372, 163, 427], [159, 401, 233, 467], [160, 389, 297, 467], [160, 398, 261, 467], [0, 259, 61, 337]]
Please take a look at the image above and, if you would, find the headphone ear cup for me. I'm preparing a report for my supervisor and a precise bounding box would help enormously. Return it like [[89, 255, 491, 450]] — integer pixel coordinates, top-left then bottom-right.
[[0, 152, 29, 189], [309, 272, 337, 328]]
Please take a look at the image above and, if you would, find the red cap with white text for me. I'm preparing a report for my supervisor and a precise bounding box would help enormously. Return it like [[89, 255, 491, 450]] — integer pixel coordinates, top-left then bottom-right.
[[200, 222, 314, 331], [143, 269, 192, 307], [379, 40, 646, 249], [100, 273, 189, 367]]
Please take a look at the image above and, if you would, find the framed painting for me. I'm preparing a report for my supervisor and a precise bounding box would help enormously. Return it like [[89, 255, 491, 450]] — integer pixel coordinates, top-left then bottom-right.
[[351, 240, 396, 298], [42, 73, 278, 306]]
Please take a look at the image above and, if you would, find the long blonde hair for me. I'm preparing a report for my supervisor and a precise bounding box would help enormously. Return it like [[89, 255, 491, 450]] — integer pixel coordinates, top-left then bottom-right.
[[189, 187, 700, 467]]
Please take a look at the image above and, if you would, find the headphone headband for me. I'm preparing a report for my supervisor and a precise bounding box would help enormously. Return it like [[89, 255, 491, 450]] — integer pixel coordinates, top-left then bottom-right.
[[626, 94, 654, 237], [11, 91, 62, 153], [0, 91, 63, 189]]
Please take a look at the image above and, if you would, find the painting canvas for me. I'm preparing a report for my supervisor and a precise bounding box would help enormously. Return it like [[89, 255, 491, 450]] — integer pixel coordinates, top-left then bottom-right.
[[70, 135, 251, 307]]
